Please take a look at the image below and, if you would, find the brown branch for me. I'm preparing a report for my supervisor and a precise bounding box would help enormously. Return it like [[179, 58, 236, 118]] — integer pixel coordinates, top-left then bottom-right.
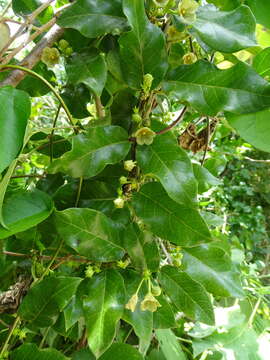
[[0, 24, 64, 87], [155, 106, 187, 135], [244, 157, 270, 164]]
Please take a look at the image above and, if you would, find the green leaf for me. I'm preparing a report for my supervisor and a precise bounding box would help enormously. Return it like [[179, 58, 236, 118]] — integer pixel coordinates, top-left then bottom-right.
[[54, 208, 124, 262], [119, 0, 168, 89], [122, 270, 153, 355], [227, 109, 270, 152], [0, 86, 31, 174], [49, 126, 131, 178], [246, 0, 270, 29], [66, 49, 107, 96], [57, 0, 127, 38], [155, 329, 187, 360], [182, 244, 244, 297], [99, 343, 144, 360], [206, 0, 241, 11], [18, 276, 82, 327], [124, 223, 160, 272], [193, 164, 221, 193], [11, 343, 69, 360], [61, 84, 90, 119], [12, 0, 53, 25], [253, 47, 270, 78], [192, 5, 256, 53], [160, 266, 215, 325], [163, 60, 270, 116], [137, 131, 197, 206], [132, 182, 211, 247], [0, 189, 53, 239], [153, 295, 177, 330], [0, 159, 17, 228], [72, 349, 95, 360], [82, 270, 126, 357]]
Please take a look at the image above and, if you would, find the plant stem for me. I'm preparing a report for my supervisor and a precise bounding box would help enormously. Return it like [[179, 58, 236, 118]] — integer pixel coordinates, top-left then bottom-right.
[[49, 105, 62, 163], [248, 298, 261, 327], [200, 116, 210, 166], [0, 316, 20, 356], [158, 238, 173, 265], [94, 94, 105, 118], [0, 65, 74, 128], [155, 106, 187, 135], [75, 177, 83, 207]]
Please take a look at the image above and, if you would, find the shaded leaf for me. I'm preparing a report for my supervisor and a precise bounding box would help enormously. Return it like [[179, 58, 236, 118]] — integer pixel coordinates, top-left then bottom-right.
[[0, 86, 31, 174], [155, 329, 187, 360], [153, 295, 177, 329], [192, 5, 256, 53], [82, 270, 126, 357], [193, 164, 221, 193], [18, 276, 82, 327], [57, 0, 127, 38], [0, 189, 53, 239], [99, 343, 144, 360], [49, 126, 131, 178], [11, 343, 69, 360], [160, 266, 215, 325], [54, 208, 124, 262], [132, 182, 211, 247], [246, 0, 270, 29], [137, 131, 197, 206], [163, 60, 270, 116], [119, 0, 168, 89]]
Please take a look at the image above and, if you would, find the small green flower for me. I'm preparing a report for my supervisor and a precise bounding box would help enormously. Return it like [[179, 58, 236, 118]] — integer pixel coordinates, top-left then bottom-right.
[[124, 160, 136, 172], [120, 176, 128, 185], [178, 0, 199, 24], [183, 52, 197, 64], [41, 47, 60, 67], [167, 26, 186, 42], [125, 293, 139, 312], [117, 259, 130, 269], [140, 293, 161, 312], [85, 264, 95, 278], [114, 197, 125, 208], [135, 127, 156, 145]]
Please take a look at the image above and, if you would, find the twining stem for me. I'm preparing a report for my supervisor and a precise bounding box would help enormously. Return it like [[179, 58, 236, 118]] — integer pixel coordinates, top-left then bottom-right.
[[94, 94, 105, 118], [0, 65, 74, 128], [155, 106, 187, 135], [2, 250, 88, 263], [0, 316, 20, 357], [200, 116, 210, 166], [49, 105, 62, 163], [37, 239, 64, 283], [75, 177, 83, 207]]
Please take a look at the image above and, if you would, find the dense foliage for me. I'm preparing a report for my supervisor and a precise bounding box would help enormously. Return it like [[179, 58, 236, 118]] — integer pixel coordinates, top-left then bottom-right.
[[0, 0, 270, 359]]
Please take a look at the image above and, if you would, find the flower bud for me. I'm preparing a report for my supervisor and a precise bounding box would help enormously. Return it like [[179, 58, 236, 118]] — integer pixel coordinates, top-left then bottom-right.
[[140, 293, 161, 312], [132, 113, 142, 123], [114, 197, 125, 208], [151, 285, 162, 297], [135, 127, 156, 145], [124, 160, 136, 172], [125, 293, 139, 312], [85, 265, 95, 278], [59, 39, 69, 50], [183, 52, 197, 65], [120, 176, 128, 185], [65, 47, 73, 56], [178, 0, 199, 24]]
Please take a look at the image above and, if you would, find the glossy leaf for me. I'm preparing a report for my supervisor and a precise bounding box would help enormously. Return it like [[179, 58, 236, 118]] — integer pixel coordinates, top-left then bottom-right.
[[193, 164, 221, 193], [54, 208, 124, 262], [253, 47, 270, 78], [155, 329, 187, 360], [49, 126, 131, 178], [137, 131, 197, 206], [0, 189, 53, 239], [72, 349, 95, 360], [119, 0, 168, 88], [66, 49, 107, 96], [227, 109, 270, 153], [192, 5, 256, 53], [11, 343, 69, 360], [163, 60, 270, 116], [153, 295, 177, 330], [18, 276, 82, 327], [82, 270, 126, 357], [99, 343, 144, 360], [132, 182, 211, 247], [124, 223, 160, 272], [246, 0, 270, 29], [57, 0, 127, 38], [0, 86, 31, 174], [160, 266, 215, 325], [182, 244, 244, 297]]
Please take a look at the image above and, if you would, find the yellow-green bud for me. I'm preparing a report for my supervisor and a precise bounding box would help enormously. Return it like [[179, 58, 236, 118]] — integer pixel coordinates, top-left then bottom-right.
[[117, 259, 130, 269], [114, 197, 125, 208], [85, 265, 95, 278], [59, 39, 69, 50], [178, 0, 199, 24], [135, 127, 156, 145], [183, 52, 197, 64], [125, 293, 138, 312], [132, 113, 142, 123], [140, 293, 161, 312], [124, 160, 136, 172], [142, 73, 154, 94], [65, 47, 73, 56], [151, 285, 162, 297], [41, 47, 60, 67], [0, 23, 10, 52], [120, 176, 128, 185]]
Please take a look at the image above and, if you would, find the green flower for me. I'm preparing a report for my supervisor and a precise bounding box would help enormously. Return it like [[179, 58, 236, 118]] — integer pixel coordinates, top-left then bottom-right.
[[125, 293, 139, 312], [85, 265, 95, 278], [135, 127, 156, 145], [167, 26, 187, 42], [124, 160, 136, 172], [140, 293, 161, 312], [183, 52, 197, 64], [41, 47, 60, 67], [178, 0, 199, 24], [114, 197, 125, 208]]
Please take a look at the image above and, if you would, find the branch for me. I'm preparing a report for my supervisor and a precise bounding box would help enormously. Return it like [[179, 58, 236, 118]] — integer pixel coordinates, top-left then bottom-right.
[[244, 156, 270, 164], [0, 24, 64, 87], [155, 106, 187, 135]]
